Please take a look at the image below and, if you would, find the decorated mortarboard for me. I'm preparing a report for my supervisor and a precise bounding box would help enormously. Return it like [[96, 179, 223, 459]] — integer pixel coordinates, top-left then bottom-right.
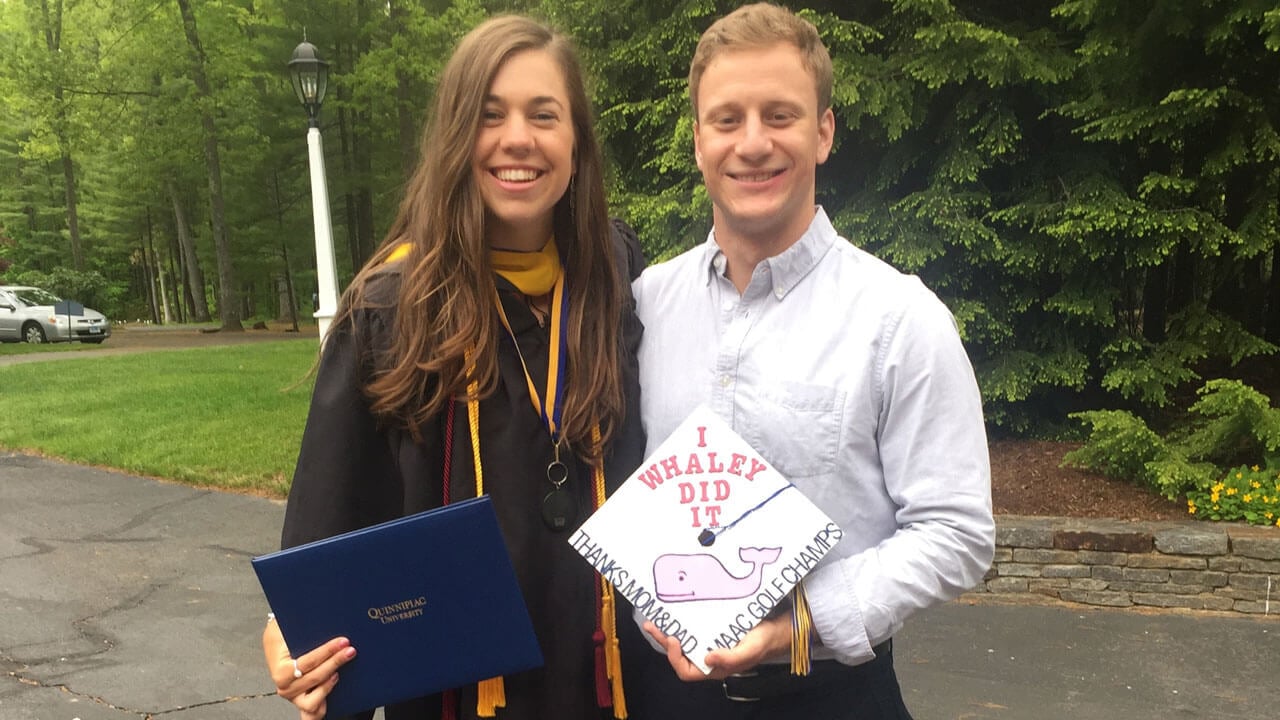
[[570, 404, 842, 674]]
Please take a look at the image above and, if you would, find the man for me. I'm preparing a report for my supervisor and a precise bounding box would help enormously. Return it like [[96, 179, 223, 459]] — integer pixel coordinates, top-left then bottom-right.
[[628, 4, 994, 718]]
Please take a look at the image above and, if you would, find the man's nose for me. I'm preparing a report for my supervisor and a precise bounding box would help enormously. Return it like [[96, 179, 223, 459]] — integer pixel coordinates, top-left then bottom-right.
[[735, 115, 772, 159]]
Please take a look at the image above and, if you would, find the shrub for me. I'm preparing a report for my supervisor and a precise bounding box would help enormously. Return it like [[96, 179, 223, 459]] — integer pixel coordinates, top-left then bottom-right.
[[1186, 465, 1280, 527], [1065, 380, 1280, 505]]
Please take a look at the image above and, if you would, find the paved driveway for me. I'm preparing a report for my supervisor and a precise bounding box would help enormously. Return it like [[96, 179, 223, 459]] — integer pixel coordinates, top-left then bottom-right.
[[2, 452, 1277, 720]]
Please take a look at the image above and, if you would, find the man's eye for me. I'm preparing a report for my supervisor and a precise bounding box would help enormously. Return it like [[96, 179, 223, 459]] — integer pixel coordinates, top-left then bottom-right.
[[481, 110, 503, 125]]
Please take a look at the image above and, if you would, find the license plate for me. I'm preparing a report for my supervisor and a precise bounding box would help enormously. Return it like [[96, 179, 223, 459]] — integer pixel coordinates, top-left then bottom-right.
[[89, 327, 101, 333]]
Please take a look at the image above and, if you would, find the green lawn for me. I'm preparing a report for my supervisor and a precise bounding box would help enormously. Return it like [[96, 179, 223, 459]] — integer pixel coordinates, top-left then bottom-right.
[[0, 340, 319, 497], [0, 341, 97, 355]]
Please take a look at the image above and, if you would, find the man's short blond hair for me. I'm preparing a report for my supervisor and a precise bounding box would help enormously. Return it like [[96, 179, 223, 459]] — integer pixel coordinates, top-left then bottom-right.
[[688, 2, 834, 117]]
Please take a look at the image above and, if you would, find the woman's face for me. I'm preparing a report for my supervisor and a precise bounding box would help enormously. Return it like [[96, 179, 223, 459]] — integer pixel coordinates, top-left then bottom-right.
[[473, 48, 577, 251]]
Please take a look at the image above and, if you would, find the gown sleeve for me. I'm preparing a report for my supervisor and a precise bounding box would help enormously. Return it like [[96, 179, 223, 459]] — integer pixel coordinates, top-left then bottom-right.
[[280, 291, 406, 550]]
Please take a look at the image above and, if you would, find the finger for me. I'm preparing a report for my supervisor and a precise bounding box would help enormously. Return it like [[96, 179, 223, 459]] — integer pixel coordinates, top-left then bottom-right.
[[296, 673, 340, 719], [644, 621, 714, 682], [704, 615, 789, 676], [281, 639, 355, 700]]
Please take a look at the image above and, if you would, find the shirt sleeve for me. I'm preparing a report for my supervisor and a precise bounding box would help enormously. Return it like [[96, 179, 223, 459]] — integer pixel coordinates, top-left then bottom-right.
[[803, 289, 996, 664]]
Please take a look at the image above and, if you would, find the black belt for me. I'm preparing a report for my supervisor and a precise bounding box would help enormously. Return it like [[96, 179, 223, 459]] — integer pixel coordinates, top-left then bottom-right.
[[721, 639, 893, 702]]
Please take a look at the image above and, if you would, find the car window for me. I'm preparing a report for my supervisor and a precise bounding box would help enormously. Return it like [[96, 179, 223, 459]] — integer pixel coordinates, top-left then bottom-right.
[[12, 288, 62, 306]]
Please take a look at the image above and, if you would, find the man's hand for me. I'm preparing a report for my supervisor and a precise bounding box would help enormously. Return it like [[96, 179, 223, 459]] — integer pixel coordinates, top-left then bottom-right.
[[262, 617, 357, 720], [643, 614, 791, 681]]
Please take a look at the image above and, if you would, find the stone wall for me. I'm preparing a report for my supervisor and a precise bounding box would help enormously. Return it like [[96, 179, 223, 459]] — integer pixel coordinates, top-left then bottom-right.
[[974, 515, 1280, 615]]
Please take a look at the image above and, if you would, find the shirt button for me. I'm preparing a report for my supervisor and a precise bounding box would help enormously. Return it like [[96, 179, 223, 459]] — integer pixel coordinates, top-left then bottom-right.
[[774, 286, 785, 298], [719, 374, 732, 387]]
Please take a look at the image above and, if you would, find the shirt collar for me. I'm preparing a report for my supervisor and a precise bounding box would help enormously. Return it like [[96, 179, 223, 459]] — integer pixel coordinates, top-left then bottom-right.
[[701, 206, 838, 298]]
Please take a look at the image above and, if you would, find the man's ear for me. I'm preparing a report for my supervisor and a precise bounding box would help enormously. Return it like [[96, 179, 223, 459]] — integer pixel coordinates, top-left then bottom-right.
[[693, 121, 704, 169], [816, 108, 835, 165]]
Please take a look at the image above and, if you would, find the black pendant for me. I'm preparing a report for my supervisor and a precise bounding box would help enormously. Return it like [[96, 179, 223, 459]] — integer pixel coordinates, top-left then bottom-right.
[[541, 487, 578, 531]]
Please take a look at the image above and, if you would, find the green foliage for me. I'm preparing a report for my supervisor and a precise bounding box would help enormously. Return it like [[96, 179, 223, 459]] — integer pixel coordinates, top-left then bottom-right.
[[0, 0, 1276, 444], [1186, 464, 1280, 526], [1064, 409, 1168, 485], [11, 266, 122, 316], [1180, 379, 1280, 463], [1067, 380, 1280, 503]]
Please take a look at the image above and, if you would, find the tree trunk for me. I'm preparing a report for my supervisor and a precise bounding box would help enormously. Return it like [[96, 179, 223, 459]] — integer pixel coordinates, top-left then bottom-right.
[[166, 225, 186, 323], [388, 0, 418, 182], [38, 0, 84, 270], [146, 208, 172, 324], [1141, 259, 1168, 343], [1266, 245, 1279, 344], [168, 181, 210, 322], [59, 151, 84, 270], [141, 241, 159, 324], [337, 49, 363, 274], [271, 171, 300, 332], [353, 1, 375, 268], [176, 0, 242, 332]]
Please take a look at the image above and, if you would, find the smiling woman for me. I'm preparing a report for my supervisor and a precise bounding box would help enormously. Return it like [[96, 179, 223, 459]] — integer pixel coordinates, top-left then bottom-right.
[[259, 14, 650, 720], [474, 49, 577, 253]]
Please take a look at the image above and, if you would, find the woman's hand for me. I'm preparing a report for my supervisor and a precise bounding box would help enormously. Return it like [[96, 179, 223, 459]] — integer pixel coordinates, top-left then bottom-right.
[[643, 614, 790, 681], [262, 616, 357, 720]]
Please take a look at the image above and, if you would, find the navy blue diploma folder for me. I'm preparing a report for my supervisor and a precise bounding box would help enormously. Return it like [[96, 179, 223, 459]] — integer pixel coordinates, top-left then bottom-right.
[[251, 496, 543, 718]]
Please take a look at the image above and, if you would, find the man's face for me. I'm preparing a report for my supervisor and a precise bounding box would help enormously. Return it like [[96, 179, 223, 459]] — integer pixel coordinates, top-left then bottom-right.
[[693, 42, 834, 250]]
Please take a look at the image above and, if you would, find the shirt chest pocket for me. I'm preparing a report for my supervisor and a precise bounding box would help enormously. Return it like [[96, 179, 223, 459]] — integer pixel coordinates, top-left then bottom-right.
[[739, 381, 844, 479]]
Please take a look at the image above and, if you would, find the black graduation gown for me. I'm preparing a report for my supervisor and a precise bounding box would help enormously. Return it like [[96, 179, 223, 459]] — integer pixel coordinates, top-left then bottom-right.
[[280, 228, 648, 720]]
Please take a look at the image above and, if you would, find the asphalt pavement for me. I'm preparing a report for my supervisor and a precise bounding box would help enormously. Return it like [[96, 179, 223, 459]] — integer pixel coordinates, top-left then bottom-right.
[[1, 452, 1277, 720]]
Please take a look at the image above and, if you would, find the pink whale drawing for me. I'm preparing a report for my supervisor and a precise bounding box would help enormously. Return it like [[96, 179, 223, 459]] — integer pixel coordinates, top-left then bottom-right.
[[652, 547, 783, 603]]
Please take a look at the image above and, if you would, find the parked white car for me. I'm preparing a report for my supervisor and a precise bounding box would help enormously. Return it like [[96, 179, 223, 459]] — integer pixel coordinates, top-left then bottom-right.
[[0, 285, 111, 344]]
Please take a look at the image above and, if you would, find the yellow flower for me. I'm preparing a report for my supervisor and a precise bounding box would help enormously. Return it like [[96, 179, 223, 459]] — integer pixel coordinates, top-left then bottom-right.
[[1236, 472, 1243, 479], [1243, 494, 1253, 503], [1252, 465, 1260, 472], [1267, 512, 1275, 520], [1213, 483, 1225, 492], [1188, 506, 1197, 515], [1252, 481, 1262, 489], [1226, 487, 1238, 496], [1275, 517, 1279, 528], [1211, 492, 1220, 502]]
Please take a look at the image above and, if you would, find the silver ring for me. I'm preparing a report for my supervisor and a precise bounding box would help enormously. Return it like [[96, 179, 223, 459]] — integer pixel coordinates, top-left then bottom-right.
[[292, 658, 302, 679]]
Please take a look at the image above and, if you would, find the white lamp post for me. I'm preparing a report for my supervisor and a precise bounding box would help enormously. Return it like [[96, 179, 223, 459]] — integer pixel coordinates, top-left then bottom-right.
[[288, 41, 338, 343]]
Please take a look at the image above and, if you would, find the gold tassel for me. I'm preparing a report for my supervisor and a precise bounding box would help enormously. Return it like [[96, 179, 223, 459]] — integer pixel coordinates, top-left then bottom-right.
[[790, 581, 813, 676], [593, 426, 627, 719], [469, 391, 506, 717], [601, 580, 627, 718], [476, 676, 506, 717]]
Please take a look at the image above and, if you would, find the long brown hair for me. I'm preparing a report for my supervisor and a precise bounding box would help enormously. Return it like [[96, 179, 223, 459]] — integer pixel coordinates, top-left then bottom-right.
[[334, 15, 625, 460]]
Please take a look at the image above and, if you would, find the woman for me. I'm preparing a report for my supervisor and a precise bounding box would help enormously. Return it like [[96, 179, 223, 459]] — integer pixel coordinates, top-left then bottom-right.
[[261, 15, 647, 720]]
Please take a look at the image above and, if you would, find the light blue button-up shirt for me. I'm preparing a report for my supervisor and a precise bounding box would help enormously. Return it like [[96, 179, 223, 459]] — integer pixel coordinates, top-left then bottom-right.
[[632, 207, 995, 665]]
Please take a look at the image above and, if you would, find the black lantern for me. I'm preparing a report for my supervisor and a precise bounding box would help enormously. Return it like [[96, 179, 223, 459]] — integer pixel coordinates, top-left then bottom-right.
[[288, 41, 329, 127]]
